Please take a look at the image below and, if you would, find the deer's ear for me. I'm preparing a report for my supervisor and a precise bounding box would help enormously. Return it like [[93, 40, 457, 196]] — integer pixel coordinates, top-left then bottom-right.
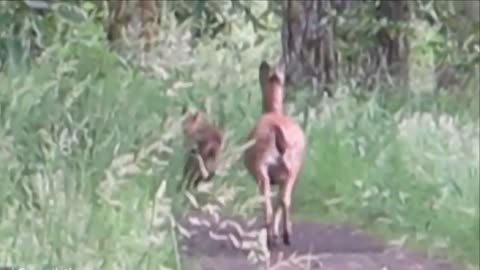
[[181, 105, 188, 115], [259, 60, 270, 91], [191, 112, 200, 123], [259, 60, 270, 72], [274, 60, 286, 85], [183, 111, 200, 127]]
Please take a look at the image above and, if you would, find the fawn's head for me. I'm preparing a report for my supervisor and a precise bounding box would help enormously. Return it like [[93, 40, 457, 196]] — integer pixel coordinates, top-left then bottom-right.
[[182, 110, 224, 173], [259, 60, 286, 113], [182, 111, 201, 135], [182, 109, 223, 146]]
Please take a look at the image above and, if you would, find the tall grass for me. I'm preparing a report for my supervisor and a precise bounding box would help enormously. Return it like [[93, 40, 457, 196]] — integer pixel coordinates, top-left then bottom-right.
[[0, 9, 478, 270]]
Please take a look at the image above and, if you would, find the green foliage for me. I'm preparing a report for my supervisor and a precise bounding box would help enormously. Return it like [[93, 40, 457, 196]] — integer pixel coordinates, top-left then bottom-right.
[[169, 0, 279, 40], [295, 92, 479, 265], [415, 0, 479, 86]]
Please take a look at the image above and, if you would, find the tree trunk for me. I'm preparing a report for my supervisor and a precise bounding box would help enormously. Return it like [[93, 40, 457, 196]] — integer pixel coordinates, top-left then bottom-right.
[[281, 0, 338, 97], [106, 0, 131, 44], [107, 0, 159, 52], [373, 0, 411, 90], [139, 0, 159, 52], [281, 0, 411, 94]]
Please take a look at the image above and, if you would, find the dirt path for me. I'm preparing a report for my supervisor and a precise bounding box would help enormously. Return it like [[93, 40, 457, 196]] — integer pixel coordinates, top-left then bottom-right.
[[176, 212, 464, 270]]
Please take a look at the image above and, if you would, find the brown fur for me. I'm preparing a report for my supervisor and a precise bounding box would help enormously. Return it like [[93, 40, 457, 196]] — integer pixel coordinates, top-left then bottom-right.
[[177, 111, 224, 191], [244, 60, 306, 249]]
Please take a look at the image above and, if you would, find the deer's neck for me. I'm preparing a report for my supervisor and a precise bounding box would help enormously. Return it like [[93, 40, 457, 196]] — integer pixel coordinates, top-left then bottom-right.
[[262, 81, 283, 114]]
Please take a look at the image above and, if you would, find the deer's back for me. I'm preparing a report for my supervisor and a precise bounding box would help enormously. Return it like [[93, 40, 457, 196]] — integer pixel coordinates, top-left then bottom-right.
[[244, 112, 305, 178]]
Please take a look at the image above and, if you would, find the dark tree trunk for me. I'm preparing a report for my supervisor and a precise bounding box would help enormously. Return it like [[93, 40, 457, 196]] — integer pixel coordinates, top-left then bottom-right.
[[281, 0, 339, 97], [139, 0, 159, 52], [107, 0, 131, 44], [281, 0, 411, 94], [106, 0, 159, 52], [373, 0, 411, 90]]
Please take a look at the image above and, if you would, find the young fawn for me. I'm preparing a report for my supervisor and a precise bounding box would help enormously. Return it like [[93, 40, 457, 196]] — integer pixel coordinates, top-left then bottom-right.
[[244, 60, 306, 249], [177, 110, 224, 191]]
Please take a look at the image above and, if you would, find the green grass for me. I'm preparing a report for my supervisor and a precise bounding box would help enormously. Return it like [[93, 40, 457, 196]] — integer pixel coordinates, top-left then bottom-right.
[[0, 13, 478, 270], [292, 95, 479, 267]]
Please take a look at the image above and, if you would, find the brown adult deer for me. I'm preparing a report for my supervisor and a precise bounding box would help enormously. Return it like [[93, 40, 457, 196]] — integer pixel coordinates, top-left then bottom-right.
[[244, 59, 306, 249], [177, 110, 224, 191]]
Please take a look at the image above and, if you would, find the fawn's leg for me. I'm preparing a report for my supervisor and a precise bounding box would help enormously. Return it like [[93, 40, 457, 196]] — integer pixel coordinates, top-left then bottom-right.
[[192, 175, 202, 189], [193, 171, 215, 189], [187, 170, 202, 190], [186, 152, 204, 190], [178, 150, 197, 191], [193, 170, 214, 189], [177, 161, 191, 191]]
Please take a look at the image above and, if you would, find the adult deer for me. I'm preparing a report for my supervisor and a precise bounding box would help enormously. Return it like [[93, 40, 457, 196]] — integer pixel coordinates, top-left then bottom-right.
[[244, 59, 306, 249]]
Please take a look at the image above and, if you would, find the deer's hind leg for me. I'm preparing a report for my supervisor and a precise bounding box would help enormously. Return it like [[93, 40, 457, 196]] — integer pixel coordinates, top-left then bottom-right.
[[255, 166, 276, 249], [272, 195, 283, 244], [270, 162, 289, 245], [279, 175, 296, 246]]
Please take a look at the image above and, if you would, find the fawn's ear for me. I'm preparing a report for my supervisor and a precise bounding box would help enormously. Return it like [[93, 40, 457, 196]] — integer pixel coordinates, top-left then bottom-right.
[[183, 111, 200, 128], [181, 105, 188, 115], [259, 60, 271, 92], [190, 111, 200, 123]]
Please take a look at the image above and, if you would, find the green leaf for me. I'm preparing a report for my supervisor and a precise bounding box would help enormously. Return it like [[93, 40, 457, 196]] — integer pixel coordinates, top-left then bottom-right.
[[53, 3, 87, 24], [23, 0, 50, 10], [81, 1, 97, 12], [6, 37, 27, 76]]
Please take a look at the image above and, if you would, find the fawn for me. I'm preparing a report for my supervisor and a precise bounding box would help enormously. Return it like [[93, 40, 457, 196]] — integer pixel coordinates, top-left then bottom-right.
[[244, 59, 306, 249], [177, 110, 224, 191]]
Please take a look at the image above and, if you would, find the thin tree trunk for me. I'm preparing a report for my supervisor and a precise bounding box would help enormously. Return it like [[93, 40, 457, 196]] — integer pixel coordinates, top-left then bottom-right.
[[374, 0, 411, 90], [139, 0, 159, 52], [106, 0, 131, 44], [281, 0, 337, 97]]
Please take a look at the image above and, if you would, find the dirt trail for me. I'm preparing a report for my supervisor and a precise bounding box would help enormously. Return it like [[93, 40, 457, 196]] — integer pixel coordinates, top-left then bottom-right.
[[177, 212, 463, 270]]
